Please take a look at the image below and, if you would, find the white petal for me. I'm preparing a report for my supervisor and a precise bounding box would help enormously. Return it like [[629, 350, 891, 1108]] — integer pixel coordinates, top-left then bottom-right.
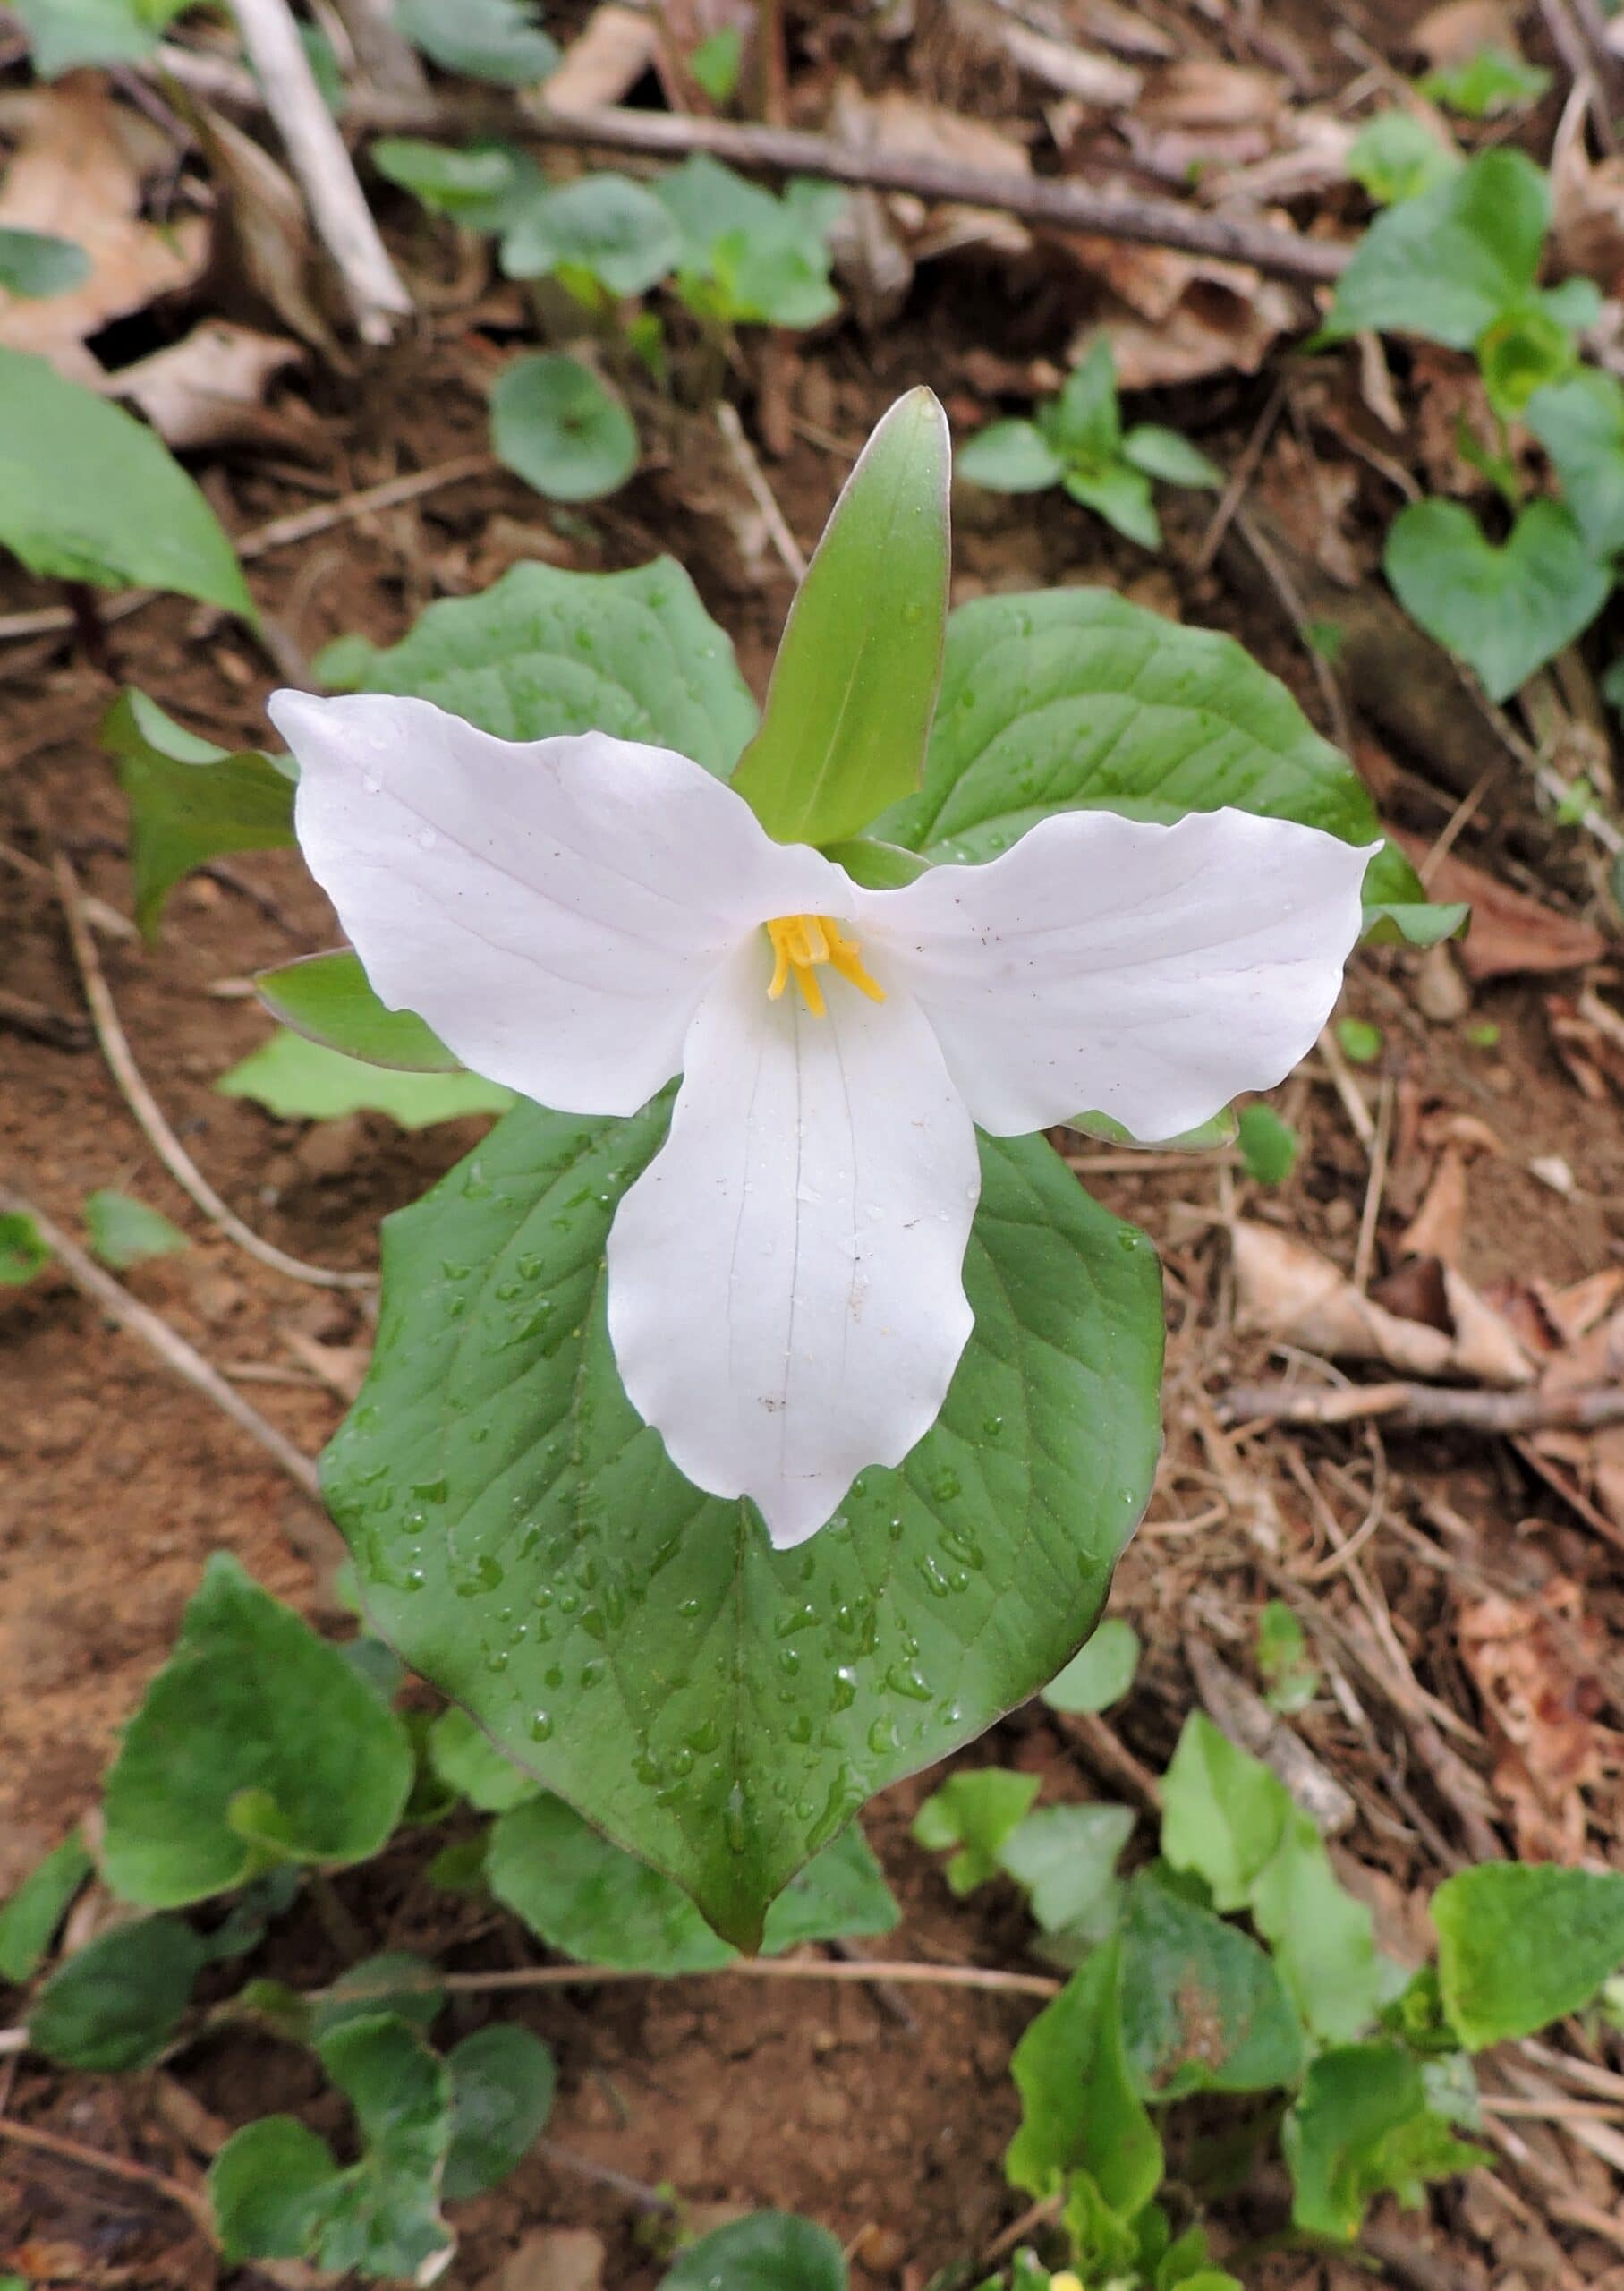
[[856, 807, 1375, 1141], [606, 944, 981, 1548], [269, 690, 844, 1118]]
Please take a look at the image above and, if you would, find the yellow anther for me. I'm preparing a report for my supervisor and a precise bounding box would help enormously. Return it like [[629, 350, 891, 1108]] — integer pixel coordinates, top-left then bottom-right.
[[764, 913, 885, 1017]]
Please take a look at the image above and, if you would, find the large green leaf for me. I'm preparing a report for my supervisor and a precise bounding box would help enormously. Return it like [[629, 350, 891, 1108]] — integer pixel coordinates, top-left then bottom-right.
[[338, 558, 758, 779], [1433, 1864, 1624, 2047], [30, 1917, 207, 2070], [729, 388, 950, 847], [100, 688, 294, 939], [1320, 148, 1549, 349], [872, 587, 1411, 921], [1384, 499, 1608, 703], [325, 1106, 1162, 1945], [0, 350, 251, 613], [100, 1554, 414, 1906]]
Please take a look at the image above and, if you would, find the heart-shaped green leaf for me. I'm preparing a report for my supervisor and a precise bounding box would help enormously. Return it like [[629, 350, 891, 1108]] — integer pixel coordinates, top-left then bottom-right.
[[1322, 147, 1548, 348], [326, 1103, 1162, 1945], [490, 353, 639, 503], [1384, 498, 1609, 701]]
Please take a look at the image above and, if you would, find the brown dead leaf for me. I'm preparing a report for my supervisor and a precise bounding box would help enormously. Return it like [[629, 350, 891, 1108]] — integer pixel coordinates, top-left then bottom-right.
[[1551, 86, 1624, 295], [828, 81, 1033, 293], [1231, 1221, 1533, 1384], [105, 320, 306, 450], [1077, 268, 1297, 391], [1139, 58, 1282, 129], [1411, 0, 1521, 66], [193, 103, 341, 361], [0, 76, 208, 380], [1398, 1144, 1468, 1265], [1457, 1579, 1619, 1861], [1546, 992, 1624, 1101], [544, 4, 659, 113], [1390, 829, 1605, 980], [1537, 1268, 1624, 1346], [948, 0, 1143, 106]]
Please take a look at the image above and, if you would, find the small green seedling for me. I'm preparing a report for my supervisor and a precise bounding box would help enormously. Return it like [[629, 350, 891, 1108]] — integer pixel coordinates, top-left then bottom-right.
[[956, 341, 1221, 548], [651, 153, 846, 330], [1419, 44, 1552, 117]]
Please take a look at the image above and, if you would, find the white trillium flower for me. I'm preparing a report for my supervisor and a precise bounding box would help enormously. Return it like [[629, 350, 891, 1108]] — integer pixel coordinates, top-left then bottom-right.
[[270, 689, 1374, 1550]]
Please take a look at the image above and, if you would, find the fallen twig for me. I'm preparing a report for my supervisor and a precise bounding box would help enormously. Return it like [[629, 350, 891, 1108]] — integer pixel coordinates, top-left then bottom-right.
[[231, 0, 412, 343], [1218, 1378, 1624, 1434], [715, 401, 807, 581], [0, 2114, 211, 2233], [0, 1184, 328, 1512], [0, 985, 90, 1051], [49, 846, 374, 1292]]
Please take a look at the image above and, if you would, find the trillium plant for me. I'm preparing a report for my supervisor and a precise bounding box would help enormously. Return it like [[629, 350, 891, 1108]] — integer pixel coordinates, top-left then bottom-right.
[[264, 389, 1442, 1943]]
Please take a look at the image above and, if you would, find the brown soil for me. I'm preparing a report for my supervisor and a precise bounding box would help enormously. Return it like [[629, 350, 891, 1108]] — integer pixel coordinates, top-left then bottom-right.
[[5, 8, 1624, 2287]]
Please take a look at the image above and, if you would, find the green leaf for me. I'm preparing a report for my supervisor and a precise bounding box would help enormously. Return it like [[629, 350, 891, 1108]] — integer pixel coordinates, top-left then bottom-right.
[[394, 0, 558, 84], [0, 227, 90, 299], [100, 1553, 413, 1906], [0, 1208, 49, 1286], [217, 1029, 514, 1127], [30, 1916, 206, 2069], [346, 557, 759, 779], [255, 949, 463, 1073], [1476, 303, 1577, 418], [0, 1831, 92, 1981], [99, 688, 294, 940], [913, 1768, 1042, 1895], [371, 138, 537, 231], [444, 2023, 557, 2199], [0, 349, 251, 614], [957, 419, 1066, 494], [10, 0, 187, 74], [1161, 1714, 1288, 1914], [1064, 462, 1161, 549], [1385, 498, 1608, 703], [1044, 339, 1121, 464], [1526, 367, 1624, 559], [429, 1705, 542, 1812], [873, 586, 1390, 873], [1344, 112, 1462, 207], [689, 26, 744, 103], [660, 2212, 848, 2291], [1322, 148, 1549, 349], [1041, 1617, 1140, 1713], [324, 1107, 1163, 1946], [1251, 1815, 1385, 2046], [1118, 1869, 1305, 2099], [310, 2014, 453, 2278], [1419, 44, 1552, 116], [654, 157, 843, 328], [312, 1952, 445, 2040], [490, 1795, 896, 1968], [997, 1803, 1134, 1938], [1336, 1016, 1382, 1064], [490, 353, 639, 503], [1236, 1104, 1297, 1187], [1256, 1598, 1317, 1709], [1120, 424, 1224, 490], [1283, 2042, 1485, 2242], [83, 1189, 188, 1271], [1006, 1938, 1163, 2210], [729, 388, 950, 847], [210, 2116, 339, 2262], [502, 173, 681, 295], [1433, 1863, 1624, 2047]]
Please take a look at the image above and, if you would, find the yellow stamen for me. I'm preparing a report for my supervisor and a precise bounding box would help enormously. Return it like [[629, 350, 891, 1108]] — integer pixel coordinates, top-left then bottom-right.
[[764, 913, 885, 1017]]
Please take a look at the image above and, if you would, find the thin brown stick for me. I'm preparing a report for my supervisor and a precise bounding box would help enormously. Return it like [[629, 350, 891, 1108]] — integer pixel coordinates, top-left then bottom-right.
[[714, 402, 808, 581], [0, 836, 136, 938], [436, 1956, 1059, 1998], [0, 456, 495, 646], [50, 847, 373, 1292], [153, 62, 1349, 285], [0, 985, 90, 1051], [0, 1184, 327, 1509], [1219, 1378, 1624, 1434], [1350, 1073, 1394, 1295], [0, 2114, 212, 2233]]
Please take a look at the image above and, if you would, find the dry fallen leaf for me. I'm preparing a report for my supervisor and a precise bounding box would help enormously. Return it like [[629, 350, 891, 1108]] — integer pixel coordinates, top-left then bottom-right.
[[1075, 269, 1299, 391], [104, 320, 306, 451], [1138, 57, 1282, 129], [948, 0, 1144, 107], [1232, 1220, 1533, 1384], [543, 4, 660, 113], [1457, 1579, 1619, 1862], [1390, 829, 1606, 980], [0, 76, 208, 381], [192, 102, 341, 361], [1411, 0, 1522, 66], [1551, 84, 1624, 296]]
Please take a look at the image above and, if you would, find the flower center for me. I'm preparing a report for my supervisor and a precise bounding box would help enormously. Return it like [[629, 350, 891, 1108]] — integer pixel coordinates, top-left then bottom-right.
[[764, 913, 885, 1018]]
